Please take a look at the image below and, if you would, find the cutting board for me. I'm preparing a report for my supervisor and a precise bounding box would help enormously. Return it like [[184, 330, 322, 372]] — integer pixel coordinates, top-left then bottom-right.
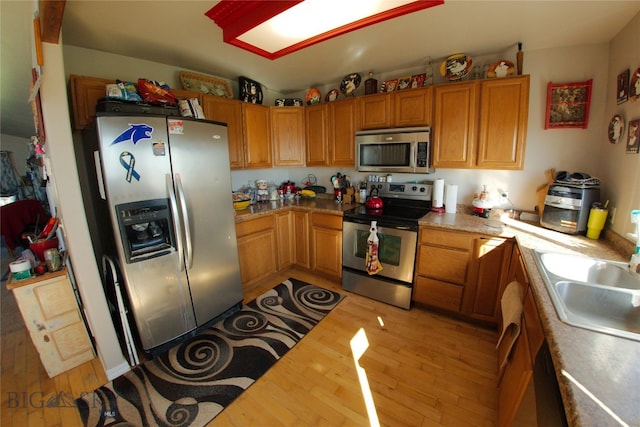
[[536, 169, 556, 215]]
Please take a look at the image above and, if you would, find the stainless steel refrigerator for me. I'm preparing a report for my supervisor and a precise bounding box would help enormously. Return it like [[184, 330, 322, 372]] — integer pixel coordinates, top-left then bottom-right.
[[77, 113, 243, 357]]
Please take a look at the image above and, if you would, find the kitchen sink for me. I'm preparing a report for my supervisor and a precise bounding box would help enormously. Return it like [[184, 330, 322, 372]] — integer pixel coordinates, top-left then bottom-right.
[[533, 250, 640, 341]]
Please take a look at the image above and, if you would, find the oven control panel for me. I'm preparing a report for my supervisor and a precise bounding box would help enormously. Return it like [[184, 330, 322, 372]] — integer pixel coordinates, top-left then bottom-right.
[[367, 181, 432, 200]]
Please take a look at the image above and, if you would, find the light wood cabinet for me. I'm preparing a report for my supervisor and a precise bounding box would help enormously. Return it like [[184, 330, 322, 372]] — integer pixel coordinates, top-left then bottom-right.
[[292, 209, 311, 268], [497, 244, 546, 427], [241, 103, 272, 169], [359, 87, 433, 130], [8, 269, 95, 377], [310, 212, 343, 279], [275, 211, 294, 270], [433, 75, 529, 170], [463, 237, 513, 323], [271, 107, 305, 166], [235, 215, 277, 286], [329, 99, 358, 166], [305, 104, 330, 166], [414, 228, 472, 312], [414, 227, 512, 324], [432, 81, 478, 168], [201, 95, 245, 169], [477, 76, 529, 169], [69, 74, 115, 130]]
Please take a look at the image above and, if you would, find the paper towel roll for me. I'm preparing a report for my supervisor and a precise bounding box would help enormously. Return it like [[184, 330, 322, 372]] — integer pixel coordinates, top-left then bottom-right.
[[433, 179, 445, 208], [445, 184, 458, 213]]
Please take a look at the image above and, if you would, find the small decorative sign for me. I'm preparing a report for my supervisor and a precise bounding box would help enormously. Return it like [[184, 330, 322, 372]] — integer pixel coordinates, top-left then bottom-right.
[[617, 69, 630, 104], [545, 79, 593, 129], [627, 119, 640, 154]]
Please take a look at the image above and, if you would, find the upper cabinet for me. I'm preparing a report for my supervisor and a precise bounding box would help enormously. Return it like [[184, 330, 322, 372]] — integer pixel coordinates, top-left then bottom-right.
[[433, 75, 529, 170], [201, 95, 244, 169], [242, 103, 272, 169], [359, 87, 433, 129], [432, 81, 479, 168], [329, 98, 358, 166], [271, 107, 305, 167], [305, 104, 330, 166], [69, 74, 115, 130], [477, 75, 529, 169]]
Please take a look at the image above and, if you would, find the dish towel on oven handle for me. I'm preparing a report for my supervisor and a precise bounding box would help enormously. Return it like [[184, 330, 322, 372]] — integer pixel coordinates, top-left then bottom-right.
[[366, 221, 383, 275]]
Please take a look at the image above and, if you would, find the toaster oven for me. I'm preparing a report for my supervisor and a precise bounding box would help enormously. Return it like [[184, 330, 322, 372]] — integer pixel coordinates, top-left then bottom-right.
[[540, 185, 600, 234]]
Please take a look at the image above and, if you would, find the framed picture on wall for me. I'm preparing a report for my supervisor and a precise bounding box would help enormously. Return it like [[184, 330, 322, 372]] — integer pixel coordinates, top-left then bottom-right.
[[545, 79, 593, 129], [627, 119, 640, 154], [617, 69, 630, 104]]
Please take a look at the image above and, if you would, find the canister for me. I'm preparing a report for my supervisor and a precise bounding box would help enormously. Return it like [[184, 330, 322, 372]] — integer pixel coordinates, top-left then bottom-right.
[[586, 203, 608, 239], [9, 259, 31, 280]]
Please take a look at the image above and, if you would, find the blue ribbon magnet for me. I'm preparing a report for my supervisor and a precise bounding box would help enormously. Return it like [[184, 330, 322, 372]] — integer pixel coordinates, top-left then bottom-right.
[[120, 151, 140, 182]]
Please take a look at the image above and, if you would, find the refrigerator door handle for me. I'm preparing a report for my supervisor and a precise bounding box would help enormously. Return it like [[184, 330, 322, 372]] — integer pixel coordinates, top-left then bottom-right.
[[175, 173, 194, 270], [93, 151, 107, 200], [166, 173, 185, 271]]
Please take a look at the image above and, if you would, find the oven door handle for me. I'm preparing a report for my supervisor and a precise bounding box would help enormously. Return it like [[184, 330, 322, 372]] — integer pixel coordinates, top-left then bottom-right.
[[344, 217, 417, 231]]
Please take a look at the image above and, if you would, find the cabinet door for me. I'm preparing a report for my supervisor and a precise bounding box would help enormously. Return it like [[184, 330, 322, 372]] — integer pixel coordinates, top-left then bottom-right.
[[329, 99, 357, 166], [305, 104, 330, 166], [275, 211, 294, 269], [432, 81, 478, 168], [271, 107, 305, 167], [413, 276, 463, 312], [463, 237, 512, 323], [416, 245, 469, 285], [498, 327, 533, 427], [236, 229, 277, 285], [11, 272, 95, 377], [242, 103, 272, 168], [359, 93, 392, 129], [311, 226, 342, 279], [69, 75, 115, 130], [292, 210, 311, 268], [202, 95, 245, 169], [393, 87, 433, 127], [477, 76, 529, 170]]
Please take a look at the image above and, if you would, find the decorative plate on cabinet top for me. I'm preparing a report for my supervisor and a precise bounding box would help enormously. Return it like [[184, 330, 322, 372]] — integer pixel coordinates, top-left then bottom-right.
[[487, 60, 515, 78], [340, 73, 361, 96], [440, 53, 472, 80], [306, 88, 321, 105], [325, 89, 339, 102], [608, 114, 624, 144]]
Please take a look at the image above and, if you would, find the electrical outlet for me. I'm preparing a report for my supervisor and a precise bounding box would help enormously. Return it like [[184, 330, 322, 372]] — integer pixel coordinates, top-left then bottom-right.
[[609, 207, 616, 225]]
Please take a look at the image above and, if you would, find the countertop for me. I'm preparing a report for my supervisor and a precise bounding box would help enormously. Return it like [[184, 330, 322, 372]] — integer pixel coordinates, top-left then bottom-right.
[[235, 200, 639, 425], [420, 211, 639, 427]]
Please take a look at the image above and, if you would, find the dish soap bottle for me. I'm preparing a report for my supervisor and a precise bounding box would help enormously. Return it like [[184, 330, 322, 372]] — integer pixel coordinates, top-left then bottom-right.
[[629, 210, 640, 276]]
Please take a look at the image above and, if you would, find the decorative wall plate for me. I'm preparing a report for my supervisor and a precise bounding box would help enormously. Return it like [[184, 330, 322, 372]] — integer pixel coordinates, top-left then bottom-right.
[[179, 71, 232, 98], [487, 60, 515, 78], [440, 53, 472, 80], [325, 89, 340, 102], [306, 88, 321, 105], [608, 114, 624, 144], [340, 73, 361, 96], [380, 79, 398, 93]]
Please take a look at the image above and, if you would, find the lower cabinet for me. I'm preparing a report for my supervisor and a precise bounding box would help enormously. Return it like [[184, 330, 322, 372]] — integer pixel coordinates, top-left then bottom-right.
[[275, 211, 294, 270], [310, 212, 343, 280], [497, 244, 546, 427], [8, 269, 95, 377], [413, 226, 512, 325], [292, 209, 311, 268], [235, 214, 277, 286]]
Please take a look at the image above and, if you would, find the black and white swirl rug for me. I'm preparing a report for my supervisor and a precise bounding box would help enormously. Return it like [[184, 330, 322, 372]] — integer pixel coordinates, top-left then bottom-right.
[[77, 278, 344, 427]]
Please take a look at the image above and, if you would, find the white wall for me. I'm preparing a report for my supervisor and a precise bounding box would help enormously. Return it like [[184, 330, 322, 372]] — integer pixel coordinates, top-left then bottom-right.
[[600, 11, 640, 241], [40, 42, 128, 379], [63, 42, 613, 212]]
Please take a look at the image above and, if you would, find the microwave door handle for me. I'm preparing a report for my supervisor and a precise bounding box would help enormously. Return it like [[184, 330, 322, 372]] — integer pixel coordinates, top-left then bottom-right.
[[412, 143, 418, 170], [166, 173, 185, 271]]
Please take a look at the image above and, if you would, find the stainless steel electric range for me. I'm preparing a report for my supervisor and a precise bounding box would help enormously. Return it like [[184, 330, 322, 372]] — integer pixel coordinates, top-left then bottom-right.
[[342, 181, 433, 309]]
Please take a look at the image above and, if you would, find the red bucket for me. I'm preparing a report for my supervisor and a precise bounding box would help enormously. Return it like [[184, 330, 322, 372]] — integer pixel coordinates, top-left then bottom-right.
[[29, 238, 59, 262]]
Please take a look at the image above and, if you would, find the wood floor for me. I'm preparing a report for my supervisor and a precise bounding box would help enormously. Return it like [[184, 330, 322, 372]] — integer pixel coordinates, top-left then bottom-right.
[[1, 268, 499, 426]]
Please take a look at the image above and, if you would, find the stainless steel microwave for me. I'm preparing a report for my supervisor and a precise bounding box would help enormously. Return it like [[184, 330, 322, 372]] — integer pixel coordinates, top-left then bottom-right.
[[355, 127, 434, 174]]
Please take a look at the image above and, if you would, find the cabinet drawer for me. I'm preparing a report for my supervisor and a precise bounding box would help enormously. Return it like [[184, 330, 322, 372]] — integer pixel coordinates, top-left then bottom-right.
[[311, 213, 342, 230], [413, 276, 463, 312], [235, 214, 274, 237], [420, 228, 473, 250], [417, 245, 468, 284]]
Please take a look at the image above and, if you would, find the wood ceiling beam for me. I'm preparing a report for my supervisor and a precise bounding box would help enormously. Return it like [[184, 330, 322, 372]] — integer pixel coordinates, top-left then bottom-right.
[[39, 0, 66, 44]]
